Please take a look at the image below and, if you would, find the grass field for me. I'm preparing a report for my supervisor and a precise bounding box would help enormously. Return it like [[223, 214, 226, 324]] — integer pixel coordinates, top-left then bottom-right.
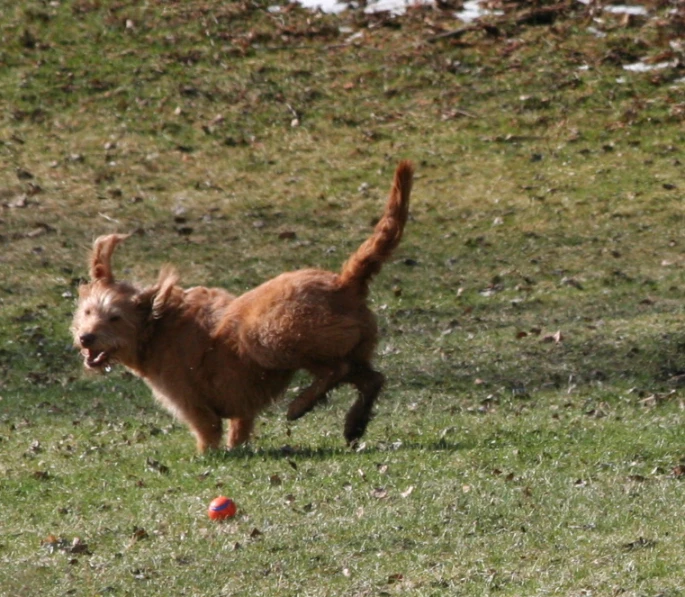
[[2, 0, 685, 595]]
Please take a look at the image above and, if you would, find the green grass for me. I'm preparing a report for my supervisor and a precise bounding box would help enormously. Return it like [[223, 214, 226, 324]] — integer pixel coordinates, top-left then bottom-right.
[[3, 0, 685, 594]]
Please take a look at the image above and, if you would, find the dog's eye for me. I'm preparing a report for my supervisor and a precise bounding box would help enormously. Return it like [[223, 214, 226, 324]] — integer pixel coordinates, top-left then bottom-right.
[[84, 309, 91, 316], [109, 314, 121, 323]]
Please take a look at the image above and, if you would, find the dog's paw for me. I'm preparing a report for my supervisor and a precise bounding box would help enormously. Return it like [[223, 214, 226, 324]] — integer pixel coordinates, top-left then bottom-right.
[[343, 420, 367, 445], [286, 402, 309, 421]]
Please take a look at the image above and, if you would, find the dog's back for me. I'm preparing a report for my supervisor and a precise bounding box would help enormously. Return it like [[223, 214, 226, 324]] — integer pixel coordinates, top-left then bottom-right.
[[223, 161, 414, 372], [223, 269, 374, 371]]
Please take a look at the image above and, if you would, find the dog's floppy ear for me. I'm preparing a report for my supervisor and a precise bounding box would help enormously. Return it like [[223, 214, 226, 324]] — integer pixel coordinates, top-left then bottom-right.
[[136, 265, 179, 319], [90, 234, 130, 283]]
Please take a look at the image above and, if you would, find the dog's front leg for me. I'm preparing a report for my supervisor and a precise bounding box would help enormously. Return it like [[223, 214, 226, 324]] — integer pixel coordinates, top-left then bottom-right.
[[227, 418, 255, 449], [175, 404, 224, 453]]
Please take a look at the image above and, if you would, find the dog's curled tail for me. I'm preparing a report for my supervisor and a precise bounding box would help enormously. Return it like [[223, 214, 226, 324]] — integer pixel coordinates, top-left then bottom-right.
[[338, 160, 414, 294]]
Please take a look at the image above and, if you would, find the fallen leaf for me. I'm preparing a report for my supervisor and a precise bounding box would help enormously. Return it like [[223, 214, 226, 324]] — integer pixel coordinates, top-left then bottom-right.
[[371, 487, 388, 499], [8, 194, 29, 208], [542, 330, 563, 343], [401, 486, 414, 498], [26, 227, 47, 238], [627, 474, 647, 482], [68, 537, 91, 555], [42, 535, 91, 555], [25, 223, 55, 239], [146, 458, 169, 474], [622, 537, 656, 551], [640, 390, 675, 408], [561, 276, 584, 289], [41, 534, 62, 553]]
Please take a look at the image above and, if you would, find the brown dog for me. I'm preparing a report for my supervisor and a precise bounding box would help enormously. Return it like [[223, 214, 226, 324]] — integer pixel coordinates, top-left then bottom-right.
[[72, 161, 414, 452]]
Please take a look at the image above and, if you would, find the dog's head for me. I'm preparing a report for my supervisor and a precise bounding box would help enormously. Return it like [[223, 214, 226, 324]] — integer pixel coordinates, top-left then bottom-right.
[[71, 234, 178, 372]]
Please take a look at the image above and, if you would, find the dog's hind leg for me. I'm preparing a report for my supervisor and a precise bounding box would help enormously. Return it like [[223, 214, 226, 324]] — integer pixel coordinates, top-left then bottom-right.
[[286, 362, 351, 421], [343, 364, 385, 445], [228, 417, 255, 448]]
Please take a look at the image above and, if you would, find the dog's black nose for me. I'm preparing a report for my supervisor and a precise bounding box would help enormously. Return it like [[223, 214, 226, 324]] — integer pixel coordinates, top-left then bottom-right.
[[79, 333, 97, 348]]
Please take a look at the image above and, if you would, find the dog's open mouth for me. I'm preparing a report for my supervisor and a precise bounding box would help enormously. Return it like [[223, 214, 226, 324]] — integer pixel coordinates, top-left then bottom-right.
[[83, 349, 111, 370]]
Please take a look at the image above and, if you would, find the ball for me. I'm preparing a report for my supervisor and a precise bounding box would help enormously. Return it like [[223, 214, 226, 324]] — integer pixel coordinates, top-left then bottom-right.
[[208, 496, 237, 520]]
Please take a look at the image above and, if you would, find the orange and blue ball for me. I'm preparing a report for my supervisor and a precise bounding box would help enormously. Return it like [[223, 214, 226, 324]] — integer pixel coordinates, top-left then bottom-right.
[[208, 496, 237, 520]]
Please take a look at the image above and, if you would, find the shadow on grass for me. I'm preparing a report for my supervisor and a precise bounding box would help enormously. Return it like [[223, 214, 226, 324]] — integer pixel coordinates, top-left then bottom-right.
[[393, 312, 685, 398], [198, 438, 469, 464]]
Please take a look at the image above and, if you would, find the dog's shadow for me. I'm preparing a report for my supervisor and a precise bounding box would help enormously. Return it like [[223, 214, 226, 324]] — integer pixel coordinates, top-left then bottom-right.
[[199, 437, 466, 464]]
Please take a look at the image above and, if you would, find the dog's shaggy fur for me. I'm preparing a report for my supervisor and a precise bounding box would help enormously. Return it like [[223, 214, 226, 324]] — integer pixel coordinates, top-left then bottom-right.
[[72, 161, 414, 452]]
